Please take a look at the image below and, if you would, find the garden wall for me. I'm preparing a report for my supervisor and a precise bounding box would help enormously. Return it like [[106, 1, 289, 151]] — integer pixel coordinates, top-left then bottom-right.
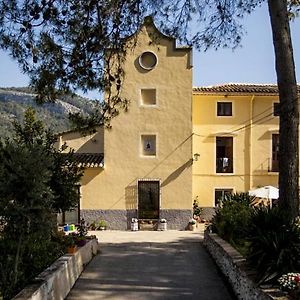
[[203, 231, 279, 300], [13, 239, 99, 300]]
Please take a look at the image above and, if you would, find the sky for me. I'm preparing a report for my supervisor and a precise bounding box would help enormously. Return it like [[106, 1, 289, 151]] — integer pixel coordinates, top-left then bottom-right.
[[0, 2, 299, 99]]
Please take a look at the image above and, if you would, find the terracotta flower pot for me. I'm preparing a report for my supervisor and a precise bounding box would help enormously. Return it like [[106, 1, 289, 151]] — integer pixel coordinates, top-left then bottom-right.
[[67, 245, 77, 254]]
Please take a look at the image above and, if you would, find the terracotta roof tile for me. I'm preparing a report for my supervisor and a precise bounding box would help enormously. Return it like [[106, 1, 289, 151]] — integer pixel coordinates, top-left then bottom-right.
[[73, 153, 104, 168], [193, 83, 300, 95]]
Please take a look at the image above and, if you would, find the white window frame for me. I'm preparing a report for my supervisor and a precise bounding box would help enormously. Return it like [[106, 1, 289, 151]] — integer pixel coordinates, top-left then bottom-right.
[[213, 187, 234, 207], [140, 133, 158, 158]]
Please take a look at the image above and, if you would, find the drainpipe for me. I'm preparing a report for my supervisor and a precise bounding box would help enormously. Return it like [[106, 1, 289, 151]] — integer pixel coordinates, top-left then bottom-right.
[[249, 95, 255, 190]]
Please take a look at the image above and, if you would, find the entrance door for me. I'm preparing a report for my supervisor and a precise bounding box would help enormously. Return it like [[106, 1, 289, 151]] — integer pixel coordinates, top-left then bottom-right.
[[138, 180, 160, 219]]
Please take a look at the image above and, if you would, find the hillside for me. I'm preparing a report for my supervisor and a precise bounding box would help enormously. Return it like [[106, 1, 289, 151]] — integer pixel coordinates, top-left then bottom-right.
[[0, 87, 97, 138]]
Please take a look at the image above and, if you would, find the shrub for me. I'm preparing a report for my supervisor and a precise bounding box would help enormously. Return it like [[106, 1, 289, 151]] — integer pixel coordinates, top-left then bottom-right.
[[211, 192, 253, 251], [98, 220, 107, 229], [246, 207, 300, 284], [193, 197, 203, 218], [0, 109, 82, 299], [77, 218, 88, 237]]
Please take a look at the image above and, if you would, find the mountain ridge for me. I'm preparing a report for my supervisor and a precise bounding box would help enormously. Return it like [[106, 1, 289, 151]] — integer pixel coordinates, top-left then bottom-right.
[[0, 87, 96, 138]]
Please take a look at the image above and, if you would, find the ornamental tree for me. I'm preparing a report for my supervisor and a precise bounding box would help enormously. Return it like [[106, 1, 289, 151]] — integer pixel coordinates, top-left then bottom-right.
[[0, 108, 82, 298]]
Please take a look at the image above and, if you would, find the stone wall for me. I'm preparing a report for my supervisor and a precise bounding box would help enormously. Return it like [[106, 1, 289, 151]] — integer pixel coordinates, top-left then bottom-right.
[[203, 231, 274, 300], [13, 239, 99, 300], [82, 209, 192, 230]]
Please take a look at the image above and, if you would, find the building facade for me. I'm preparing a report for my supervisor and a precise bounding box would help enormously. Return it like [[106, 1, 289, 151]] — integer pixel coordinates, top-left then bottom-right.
[[192, 84, 300, 219], [58, 19, 300, 228], [58, 18, 193, 229]]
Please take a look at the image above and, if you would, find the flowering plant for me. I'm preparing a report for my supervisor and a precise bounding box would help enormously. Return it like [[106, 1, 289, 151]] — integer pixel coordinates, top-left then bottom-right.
[[160, 218, 167, 223], [131, 218, 138, 223], [278, 273, 300, 292], [189, 219, 196, 225]]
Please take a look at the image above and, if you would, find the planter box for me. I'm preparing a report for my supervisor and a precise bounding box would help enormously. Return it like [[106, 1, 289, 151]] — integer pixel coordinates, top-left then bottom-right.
[[13, 239, 99, 300], [203, 231, 286, 300], [157, 222, 167, 231]]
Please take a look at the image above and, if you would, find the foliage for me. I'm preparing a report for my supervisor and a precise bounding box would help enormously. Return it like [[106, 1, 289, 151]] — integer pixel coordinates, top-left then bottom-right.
[[63, 234, 76, 248], [0, 1, 299, 217], [88, 219, 107, 230], [278, 273, 300, 292], [0, 108, 82, 299], [0, 0, 288, 128], [246, 207, 300, 284], [212, 194, 300, 284], [211, 192, 253, 251], [193, 197, 203, 218], [98, 220, 107, 229], [77, 218, 88, 237]]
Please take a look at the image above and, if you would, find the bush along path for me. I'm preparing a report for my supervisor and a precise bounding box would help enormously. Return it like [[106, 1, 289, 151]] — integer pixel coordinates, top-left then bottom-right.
[[211, 192, 300, 296]]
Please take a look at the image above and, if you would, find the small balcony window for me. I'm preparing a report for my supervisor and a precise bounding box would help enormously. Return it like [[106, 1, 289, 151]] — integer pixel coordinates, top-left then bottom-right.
[[216, 137, 233, 173], [273, 103, 280, 117], [217, 102, 232, 116], [270, 134, 279, 172]]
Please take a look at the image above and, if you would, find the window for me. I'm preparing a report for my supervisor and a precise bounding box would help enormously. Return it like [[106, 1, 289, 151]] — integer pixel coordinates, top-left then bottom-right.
[[215, 189, 233, 206], [141, 135, 156, 156], [271, 134, 279, 172], [216, 137, 233, 173], [217, 102, 232, 116], [141, 89, 156, 106], [139, 51, 157, 70], [273, 102, 280, 116]]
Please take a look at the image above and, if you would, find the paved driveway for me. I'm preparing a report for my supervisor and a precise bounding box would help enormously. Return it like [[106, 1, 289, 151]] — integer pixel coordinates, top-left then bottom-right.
[[66, 229, 235, 300]]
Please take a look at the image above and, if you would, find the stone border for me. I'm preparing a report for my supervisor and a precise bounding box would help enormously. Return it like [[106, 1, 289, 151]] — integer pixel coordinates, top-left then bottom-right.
[[203, 231, 277, 300], [13, 239, 99, 300]]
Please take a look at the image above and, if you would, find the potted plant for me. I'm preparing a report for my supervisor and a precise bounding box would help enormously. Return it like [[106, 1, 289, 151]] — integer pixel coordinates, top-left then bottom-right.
[[65, 235, 77, 254], [278, 273, 300, 299], [131, 218, 138, 231], [188, 219, 197, 231], [193, 197, 203, 222], [88, 220, 97, 230], [75, 236, 87, 247], [98, 219, 107, 230], [158, 218, 167, 231], [75, 218, 88, 246]]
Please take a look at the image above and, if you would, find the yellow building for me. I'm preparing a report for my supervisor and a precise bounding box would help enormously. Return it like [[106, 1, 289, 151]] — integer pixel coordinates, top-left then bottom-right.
[[58, 18, 300, 228], [58, 17, 193, 229], [193, 83, 299, 219]]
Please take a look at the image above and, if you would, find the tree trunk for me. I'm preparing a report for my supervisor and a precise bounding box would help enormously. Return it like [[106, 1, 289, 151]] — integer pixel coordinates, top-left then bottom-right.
[[268, 0, 299, 218]]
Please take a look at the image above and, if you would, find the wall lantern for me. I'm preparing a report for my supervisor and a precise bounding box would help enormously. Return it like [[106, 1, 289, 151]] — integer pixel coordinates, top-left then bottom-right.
[[193, 153, 200, 161]]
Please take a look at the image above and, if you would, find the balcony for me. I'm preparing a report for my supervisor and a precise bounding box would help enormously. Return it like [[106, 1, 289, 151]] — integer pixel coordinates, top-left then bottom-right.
[[216, 157, 233, 173]]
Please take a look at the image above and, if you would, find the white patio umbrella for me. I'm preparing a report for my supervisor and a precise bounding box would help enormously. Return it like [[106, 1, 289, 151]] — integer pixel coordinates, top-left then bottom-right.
[[249, 185, 279, 208]]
